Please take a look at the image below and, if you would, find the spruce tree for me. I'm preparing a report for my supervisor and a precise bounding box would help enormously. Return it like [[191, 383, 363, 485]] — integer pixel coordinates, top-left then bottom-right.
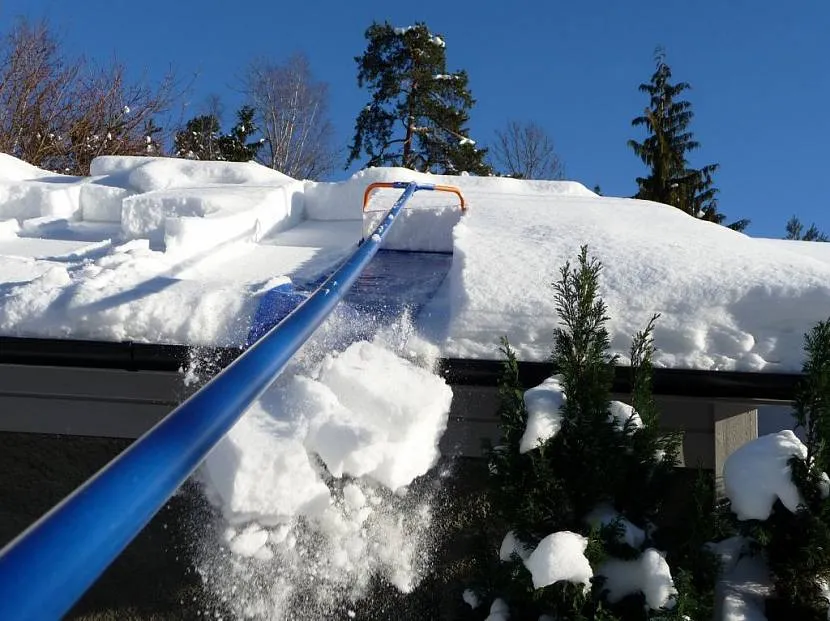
[[174, 113, 222, 160], [465, 246, 714, 620], [629, 49, 748, 232], [785, 216, 828, 242], [348, 21, 491, 175], [175, 106, 263, 162], [218, 106, 262, 162]]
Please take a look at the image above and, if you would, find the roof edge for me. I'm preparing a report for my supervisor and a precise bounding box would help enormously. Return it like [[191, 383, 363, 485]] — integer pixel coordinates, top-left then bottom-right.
[[0, 336, 801, 401]]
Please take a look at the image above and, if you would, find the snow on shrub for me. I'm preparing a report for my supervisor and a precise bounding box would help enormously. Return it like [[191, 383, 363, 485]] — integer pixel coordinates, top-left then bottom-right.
[[499, 530, 531, 561], [585, 503, 646, 549], [607, 400, 643, 430], [462, 588, 480, 609], [485, 598, 510, 621], [723, 430, 807, 520], [523, 531, 593, 591], [597, 548, 677, 610], [519, 376, 565, 453]]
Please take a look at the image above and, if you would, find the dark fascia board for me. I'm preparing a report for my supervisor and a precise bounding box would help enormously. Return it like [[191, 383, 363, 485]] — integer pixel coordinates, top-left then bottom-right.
[[440, 358, 801, 401], [0, 336, 240, 373], [0, 336, 802, 401]]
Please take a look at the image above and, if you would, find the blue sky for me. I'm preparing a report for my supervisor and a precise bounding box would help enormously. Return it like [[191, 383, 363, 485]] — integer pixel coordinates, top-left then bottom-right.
[[3, 0, 828, 238]]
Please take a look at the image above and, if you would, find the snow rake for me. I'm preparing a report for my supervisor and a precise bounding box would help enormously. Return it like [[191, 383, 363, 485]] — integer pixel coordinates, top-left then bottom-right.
[[361, 181, 466, 254], [0, 181, 450, 621]]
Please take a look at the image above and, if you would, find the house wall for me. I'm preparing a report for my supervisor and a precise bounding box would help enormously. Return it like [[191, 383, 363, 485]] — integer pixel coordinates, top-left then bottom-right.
[[0, 364, 182, 438], [0, 363, 769, 482], [442, 385, 764, 477]]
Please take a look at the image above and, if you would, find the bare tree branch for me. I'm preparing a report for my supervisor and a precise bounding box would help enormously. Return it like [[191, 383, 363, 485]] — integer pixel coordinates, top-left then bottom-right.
[[242, 53, 337, 180], [490, 120, 564, 180], [0, 18, 177, 175]]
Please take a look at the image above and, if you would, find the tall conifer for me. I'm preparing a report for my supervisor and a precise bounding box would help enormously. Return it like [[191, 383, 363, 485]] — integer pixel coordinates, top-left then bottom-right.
[[348, 22, 490, 175], [629, 50, 748, 231]]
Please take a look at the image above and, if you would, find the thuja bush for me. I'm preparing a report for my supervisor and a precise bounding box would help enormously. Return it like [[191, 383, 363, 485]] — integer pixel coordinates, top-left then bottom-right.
[[460, 246, 722, 620]]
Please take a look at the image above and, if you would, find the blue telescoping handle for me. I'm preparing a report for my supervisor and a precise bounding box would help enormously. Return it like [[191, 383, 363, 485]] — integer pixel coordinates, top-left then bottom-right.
[[0, 182, 429, 620]]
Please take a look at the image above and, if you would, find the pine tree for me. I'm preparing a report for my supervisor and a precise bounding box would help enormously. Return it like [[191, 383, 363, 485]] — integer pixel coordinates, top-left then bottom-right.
[[174, 113, 222, 160], [218, 105, 262, 162], [785, 216, 828, 242], [464, 246, 714, 620], [731, 320, 830, 619], [175, 106, 263, 162], [348, 21, 491, 175], [629, 49, 748, 232]]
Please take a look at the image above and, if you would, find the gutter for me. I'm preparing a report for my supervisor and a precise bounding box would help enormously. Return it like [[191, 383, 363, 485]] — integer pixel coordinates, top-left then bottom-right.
[[0, 336, 801, 401]]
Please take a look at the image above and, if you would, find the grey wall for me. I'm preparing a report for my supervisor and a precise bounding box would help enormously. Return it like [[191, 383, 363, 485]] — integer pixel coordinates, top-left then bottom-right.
[[0, 362, 773, 472]]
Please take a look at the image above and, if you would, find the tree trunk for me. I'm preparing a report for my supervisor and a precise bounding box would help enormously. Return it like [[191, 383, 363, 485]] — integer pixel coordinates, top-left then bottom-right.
[[403, 113, 414, 169]]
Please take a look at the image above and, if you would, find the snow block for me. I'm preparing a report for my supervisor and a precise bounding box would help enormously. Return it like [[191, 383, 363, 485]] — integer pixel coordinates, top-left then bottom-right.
[[0, 180, 82, 220], [363, 204, 462, 253], [0, 219, 20, 239], [121, 183, 304, 254], [80, 180, 132, 222], [91, 155, 294, 192]]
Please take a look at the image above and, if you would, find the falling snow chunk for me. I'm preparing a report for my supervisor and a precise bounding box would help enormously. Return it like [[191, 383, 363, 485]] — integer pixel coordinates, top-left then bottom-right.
[[519, 376, 565, 453], [598, 548, 677, 610], [723, 430, 810, 520], [228, 525, 269, 558], [309, 340, 452, 491], [195, 333, 447, 617], [524, 531, 593, 590]]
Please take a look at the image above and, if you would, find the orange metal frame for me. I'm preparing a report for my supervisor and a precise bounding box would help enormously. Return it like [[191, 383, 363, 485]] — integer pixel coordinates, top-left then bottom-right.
[[362, 182, 466, 212]]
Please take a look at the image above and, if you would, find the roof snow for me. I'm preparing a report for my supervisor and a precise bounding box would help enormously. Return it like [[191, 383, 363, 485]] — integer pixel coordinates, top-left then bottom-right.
[[0, 154, 828, 374]]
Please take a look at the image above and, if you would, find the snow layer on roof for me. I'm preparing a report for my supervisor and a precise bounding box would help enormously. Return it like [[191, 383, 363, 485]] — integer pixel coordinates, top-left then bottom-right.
[[0, 153, 828, 373], [90, 155, 292, 192], [432, 190, 830, 372], [0, 153, 74, 181]]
